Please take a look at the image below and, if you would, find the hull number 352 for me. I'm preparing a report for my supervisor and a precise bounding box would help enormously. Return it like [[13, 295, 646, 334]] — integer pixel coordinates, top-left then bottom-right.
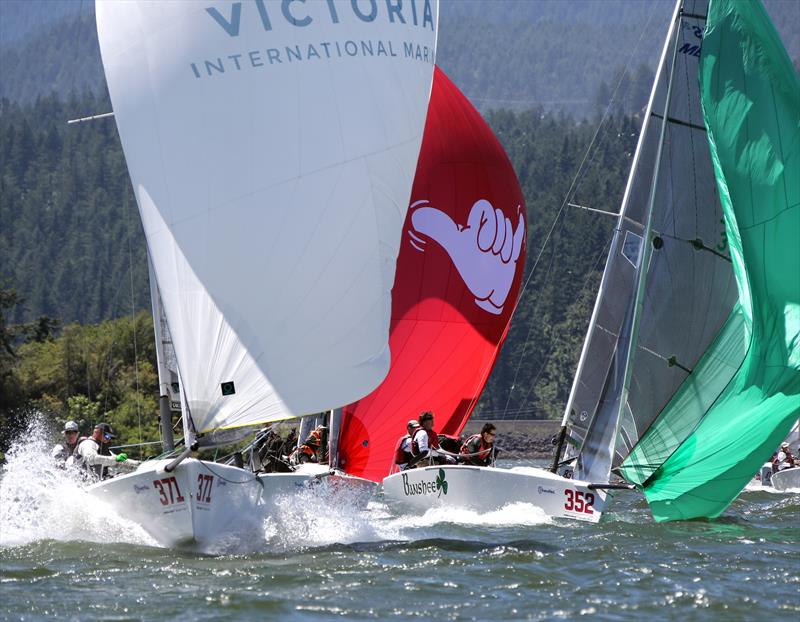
[[564, 489, 594, 514]]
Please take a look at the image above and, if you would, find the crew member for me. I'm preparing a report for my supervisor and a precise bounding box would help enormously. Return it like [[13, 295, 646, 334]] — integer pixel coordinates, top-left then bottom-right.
[[51, 420, 82, 465], [74, 422, 139, 480], [773, 442, 796, 471], [459, 423, 497, 467], [290, 425, 328, 465], [393, 420, 420, 470], [409, 411, 456, 468]]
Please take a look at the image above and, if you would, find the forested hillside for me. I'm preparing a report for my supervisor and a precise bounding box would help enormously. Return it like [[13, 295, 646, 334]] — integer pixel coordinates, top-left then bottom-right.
[[0, 95, 149, 327], [1, 0, 798, 446], [3, 1, 797, 115], [0, 93, 633, 444]]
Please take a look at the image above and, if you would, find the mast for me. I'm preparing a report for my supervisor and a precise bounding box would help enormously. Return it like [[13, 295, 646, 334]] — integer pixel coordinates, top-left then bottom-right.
[[328, 408, 342, 469], [554, 0, 684, 474], [147, 255, 174, 452], [608, 4, 685, 469]]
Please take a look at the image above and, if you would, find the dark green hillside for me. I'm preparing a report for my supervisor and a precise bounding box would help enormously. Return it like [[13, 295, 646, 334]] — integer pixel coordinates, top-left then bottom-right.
[[475, 109, 637, 420], [0, 0, 79, 46], [0, 95, 149, 327], [0, 92, 637, 440]]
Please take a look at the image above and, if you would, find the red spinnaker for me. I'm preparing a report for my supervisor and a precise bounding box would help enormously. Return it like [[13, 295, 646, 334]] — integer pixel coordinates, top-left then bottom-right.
[[338, 67, 526, 482]]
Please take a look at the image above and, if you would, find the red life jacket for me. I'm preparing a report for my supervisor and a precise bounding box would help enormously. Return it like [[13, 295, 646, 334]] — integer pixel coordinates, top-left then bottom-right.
[[411, 428, 439, 455], [393, 434, 413, 465], [460, 434, 492, 463]]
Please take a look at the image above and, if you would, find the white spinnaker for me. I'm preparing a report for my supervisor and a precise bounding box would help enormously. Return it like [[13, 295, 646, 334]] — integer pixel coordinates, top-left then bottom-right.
[[97, 1, 438, 432]]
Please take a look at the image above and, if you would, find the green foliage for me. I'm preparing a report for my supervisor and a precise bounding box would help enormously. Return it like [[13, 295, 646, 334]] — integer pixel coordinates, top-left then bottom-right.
[[0, 92, 643, 451], [0, 94, 149, 327], [1, 308, 161, 456]]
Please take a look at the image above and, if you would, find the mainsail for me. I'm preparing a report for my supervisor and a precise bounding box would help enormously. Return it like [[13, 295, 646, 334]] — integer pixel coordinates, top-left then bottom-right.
[[562, 0, 799, 521], [562, 0, 738, 483], [337, 67, 526, 482], [96, 1, 438, 435]]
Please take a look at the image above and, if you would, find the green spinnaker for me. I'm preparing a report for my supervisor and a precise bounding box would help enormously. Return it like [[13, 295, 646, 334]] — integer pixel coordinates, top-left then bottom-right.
[[627, 0, 800, 521]]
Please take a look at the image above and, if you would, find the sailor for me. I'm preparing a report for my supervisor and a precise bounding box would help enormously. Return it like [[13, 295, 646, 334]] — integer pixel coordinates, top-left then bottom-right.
[[409, 411, 456, 468], [393, 420, 420, 470], [459, 423, 497, 467], [51, 420, 83, 465], [74, 422, 140, 480], [290, 425, 328, 465], [773, 442, 796, 471]]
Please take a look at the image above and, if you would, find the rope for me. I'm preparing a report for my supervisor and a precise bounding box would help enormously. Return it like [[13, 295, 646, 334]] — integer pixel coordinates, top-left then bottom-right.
[[197, 459, 264, 488]]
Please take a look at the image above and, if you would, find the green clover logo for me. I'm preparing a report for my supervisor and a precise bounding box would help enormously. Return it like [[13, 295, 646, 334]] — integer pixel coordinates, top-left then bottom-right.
[[435, 468, 448, 497]]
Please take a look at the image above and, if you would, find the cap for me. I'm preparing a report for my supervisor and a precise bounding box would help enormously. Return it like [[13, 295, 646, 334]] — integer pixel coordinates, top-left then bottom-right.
[[780, 442, 790, 448], [406, 419, 420, 429], [95, 422, 116, 439], [64, 421, 79, 432]]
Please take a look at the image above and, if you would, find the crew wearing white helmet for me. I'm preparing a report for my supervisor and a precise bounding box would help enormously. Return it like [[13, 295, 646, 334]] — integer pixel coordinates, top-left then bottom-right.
[[394, 420, 421, 470], [774, 442, 796, 472], [51, 421, 83, 465]]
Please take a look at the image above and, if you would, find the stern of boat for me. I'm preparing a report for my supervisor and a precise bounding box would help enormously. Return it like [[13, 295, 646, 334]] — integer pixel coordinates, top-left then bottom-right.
[[382, 465, 608, 523]]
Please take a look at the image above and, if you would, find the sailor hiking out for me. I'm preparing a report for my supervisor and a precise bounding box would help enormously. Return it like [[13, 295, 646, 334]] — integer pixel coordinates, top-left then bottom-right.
[[73, 423, 140, 480], [51, 420, 83, 466], [459, 423, 497, 467]]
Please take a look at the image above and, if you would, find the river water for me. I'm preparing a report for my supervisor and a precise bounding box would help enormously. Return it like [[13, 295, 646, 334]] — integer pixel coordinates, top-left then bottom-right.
[[1, 429, 798, 621]]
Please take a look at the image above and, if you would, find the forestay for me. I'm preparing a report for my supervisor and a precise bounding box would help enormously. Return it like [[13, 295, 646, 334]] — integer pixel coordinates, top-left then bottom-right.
[[338, 67, 526, 482], [96, 1, 438, 433]]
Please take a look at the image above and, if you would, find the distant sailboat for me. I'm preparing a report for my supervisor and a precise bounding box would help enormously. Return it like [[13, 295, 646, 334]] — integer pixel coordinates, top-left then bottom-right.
[[556, 0, 799, 521], [89, 0, 438, 548]]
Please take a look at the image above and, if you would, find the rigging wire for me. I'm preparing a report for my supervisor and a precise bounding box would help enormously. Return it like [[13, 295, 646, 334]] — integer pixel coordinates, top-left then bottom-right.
[[498, 0, 665, 420]]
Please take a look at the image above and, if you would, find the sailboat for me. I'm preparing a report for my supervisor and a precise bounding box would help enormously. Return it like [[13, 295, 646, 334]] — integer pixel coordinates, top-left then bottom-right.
[[86, 0, 439, 548], [354, 66, 608, 522], [337, 66, 527, 482], [383, 0, 799, 523], [555, 0, 799, 521]]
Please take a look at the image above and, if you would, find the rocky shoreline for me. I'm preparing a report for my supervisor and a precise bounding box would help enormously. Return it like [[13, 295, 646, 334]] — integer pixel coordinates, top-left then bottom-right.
[[461, 419, 561, 459]]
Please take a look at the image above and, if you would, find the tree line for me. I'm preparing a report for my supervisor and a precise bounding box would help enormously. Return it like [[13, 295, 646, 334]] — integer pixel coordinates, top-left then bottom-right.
[[0, 93, 641, 452]]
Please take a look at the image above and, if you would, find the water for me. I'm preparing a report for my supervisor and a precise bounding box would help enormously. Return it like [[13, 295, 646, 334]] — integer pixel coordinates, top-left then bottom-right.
[[2, 424, 799, 621]]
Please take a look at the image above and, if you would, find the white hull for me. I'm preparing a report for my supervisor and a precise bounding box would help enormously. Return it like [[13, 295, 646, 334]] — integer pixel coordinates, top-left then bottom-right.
[[770, 467, 800, 492], [382, 465, 608, 523], [87, 458, 375, 549]]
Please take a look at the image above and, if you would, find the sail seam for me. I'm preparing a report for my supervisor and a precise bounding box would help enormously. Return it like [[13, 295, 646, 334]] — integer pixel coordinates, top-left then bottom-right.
[[650, 112, 707, 132]]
